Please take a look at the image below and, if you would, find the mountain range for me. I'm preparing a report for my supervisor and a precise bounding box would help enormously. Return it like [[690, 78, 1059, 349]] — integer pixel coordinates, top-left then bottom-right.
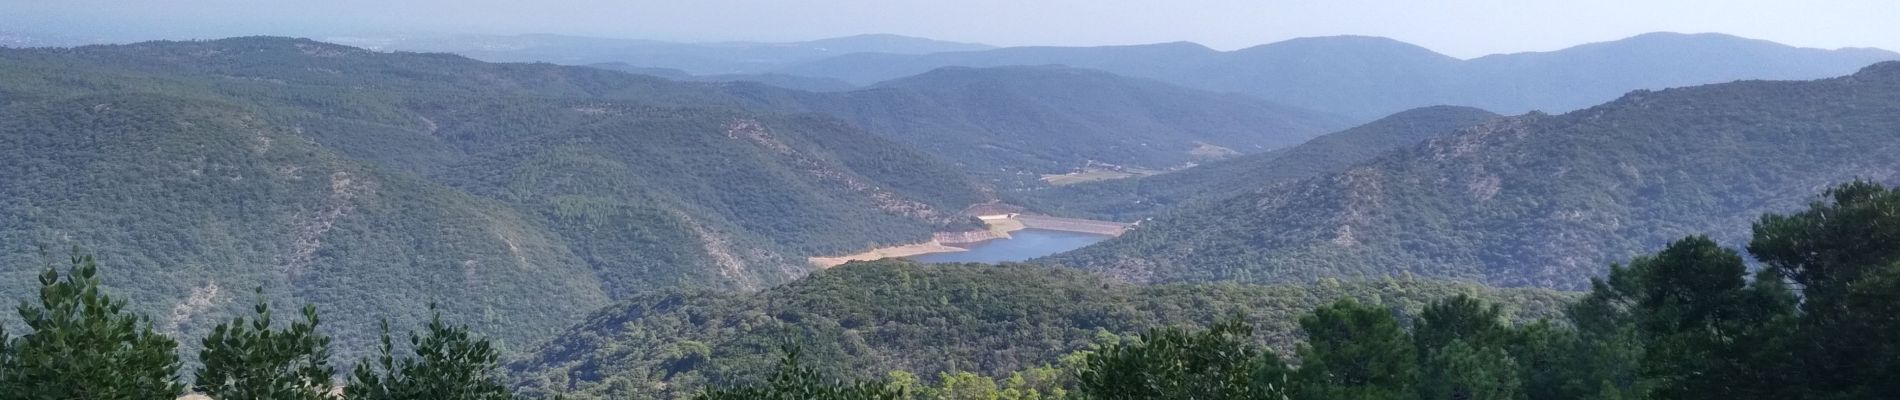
[[720, 65, 1352, 185], [0, 37, 998, 360], [6, 29, 1900, 399], [0, 36, 1355, 361], [1047, 62, 1900, 289], [330, 33, 995, 75], [782, 32, 1899, 118]]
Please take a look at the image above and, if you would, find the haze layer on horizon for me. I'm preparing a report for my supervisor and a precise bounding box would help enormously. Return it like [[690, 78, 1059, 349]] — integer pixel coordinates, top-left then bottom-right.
[[4, 0, 1897, 58]]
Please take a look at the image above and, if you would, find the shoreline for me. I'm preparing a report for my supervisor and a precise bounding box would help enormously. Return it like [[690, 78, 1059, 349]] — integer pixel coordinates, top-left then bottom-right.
[[809, 240, 970, 268], [808, 214, 1130, 268]]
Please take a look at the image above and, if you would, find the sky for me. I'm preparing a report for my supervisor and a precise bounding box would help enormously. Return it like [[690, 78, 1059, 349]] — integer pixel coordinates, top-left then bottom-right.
[[4, 0, 1898, 58]]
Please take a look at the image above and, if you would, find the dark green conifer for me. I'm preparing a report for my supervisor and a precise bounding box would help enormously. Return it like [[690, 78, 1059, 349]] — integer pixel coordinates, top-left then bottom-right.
[[344, 306, 516, 400], [1292, 299, 1416, 400], [0, 253, 184, 400], [195, 288, 337, 400]]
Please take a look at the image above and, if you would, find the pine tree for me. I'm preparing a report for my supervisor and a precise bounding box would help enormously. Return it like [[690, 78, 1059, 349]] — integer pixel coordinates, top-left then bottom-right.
[[1414, 295, 1507, 355], [0, 253, 184, 400], [1625, 237, 1798, 400], [1748, 181, 1900, 398], [1564, 262, 1651, 400], [1074, 319, 1285, 400], [1418, 340, 1521, 400], [343, 305, 516, 400], [194, 288, 337, 400], [1291, 299, 1415, 400], [691, 345, 905, 400], [1415, 296, 1521, 400]]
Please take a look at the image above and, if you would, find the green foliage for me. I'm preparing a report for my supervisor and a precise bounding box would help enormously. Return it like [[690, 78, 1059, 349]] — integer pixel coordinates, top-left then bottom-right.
[[344, 307, 517, 400], [195, 288, 338, 400], [1291, 299, 1415, 400], [511, 261, 1573, 399], [0, 253, 184, 400], [0, 254, 530, 399], [999, 366, 1068, 400], [930, 371, 1001, 400], [541, 183, 1900, 400], [1414, 295, 1522, 400], [1746, 181, 1900, 398], [692, 346, 904, 400], [1413, 294, 1508, 357], [1418, 340, 1520, 400], [1619, 237, 1797, 399], [1075, 319, 1285, 400]]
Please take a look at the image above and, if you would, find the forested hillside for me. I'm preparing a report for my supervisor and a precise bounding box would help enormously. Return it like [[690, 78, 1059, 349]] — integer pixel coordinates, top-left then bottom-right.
[[694, 183, 1900, 400], [1015, 106, 1498, 220], [722, 65, 1352, 186], [783, 33, 1897, 118], [507, 260, 1574, 399], [1048, 62, 1900, 289], [0, 37, 992, 360]]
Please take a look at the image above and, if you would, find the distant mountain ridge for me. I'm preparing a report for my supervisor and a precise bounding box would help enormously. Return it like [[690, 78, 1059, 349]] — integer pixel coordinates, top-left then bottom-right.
[[718, 65, 1353, 185], [1014, 106, 1499, 220], [333, 33, 994, 75], [783, 32, 1900, 118], [586, 62, 860, 92], [1047, 62, 1900, 289]]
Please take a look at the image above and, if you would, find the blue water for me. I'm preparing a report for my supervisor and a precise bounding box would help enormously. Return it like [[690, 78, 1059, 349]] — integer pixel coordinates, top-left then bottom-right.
[[913, 229, 1112, 263]]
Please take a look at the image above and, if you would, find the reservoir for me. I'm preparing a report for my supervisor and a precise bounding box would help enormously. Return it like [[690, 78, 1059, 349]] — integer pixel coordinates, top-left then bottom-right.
[[913, 229, 1112, 263]]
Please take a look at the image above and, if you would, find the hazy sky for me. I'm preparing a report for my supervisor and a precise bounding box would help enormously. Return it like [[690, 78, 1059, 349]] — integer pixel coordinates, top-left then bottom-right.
[[5, 0, 1897, 57]]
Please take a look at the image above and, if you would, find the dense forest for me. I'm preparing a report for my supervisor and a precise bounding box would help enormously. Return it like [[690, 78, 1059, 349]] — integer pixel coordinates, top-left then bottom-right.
[[507, 261, 1573, 399], [4, 33, 1900, 400], [0, 36, 1379, 362], [1, 182, 1893, 399], [0, 37, 999, 362], [692, 181, 1900, 399], [1013, 106, 1498, 221], [1051, 61, 1900, 289], [0, 252, 523, 399]]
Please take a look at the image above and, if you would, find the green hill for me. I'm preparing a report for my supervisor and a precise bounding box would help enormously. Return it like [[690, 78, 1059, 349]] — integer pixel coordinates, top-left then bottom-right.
[[506, 260, 1574, 399], [0, 37, 991, 360], [1047, 62, 1900, 289], [0, 92, 614, 362], [1015, 106, 1499, 220], [724, 65, 1353, 186]]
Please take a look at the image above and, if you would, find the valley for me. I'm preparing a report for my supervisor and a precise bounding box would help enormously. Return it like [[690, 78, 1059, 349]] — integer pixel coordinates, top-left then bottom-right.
[[810, 211, 1131, 267], [2, 10, 1899, 398]]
